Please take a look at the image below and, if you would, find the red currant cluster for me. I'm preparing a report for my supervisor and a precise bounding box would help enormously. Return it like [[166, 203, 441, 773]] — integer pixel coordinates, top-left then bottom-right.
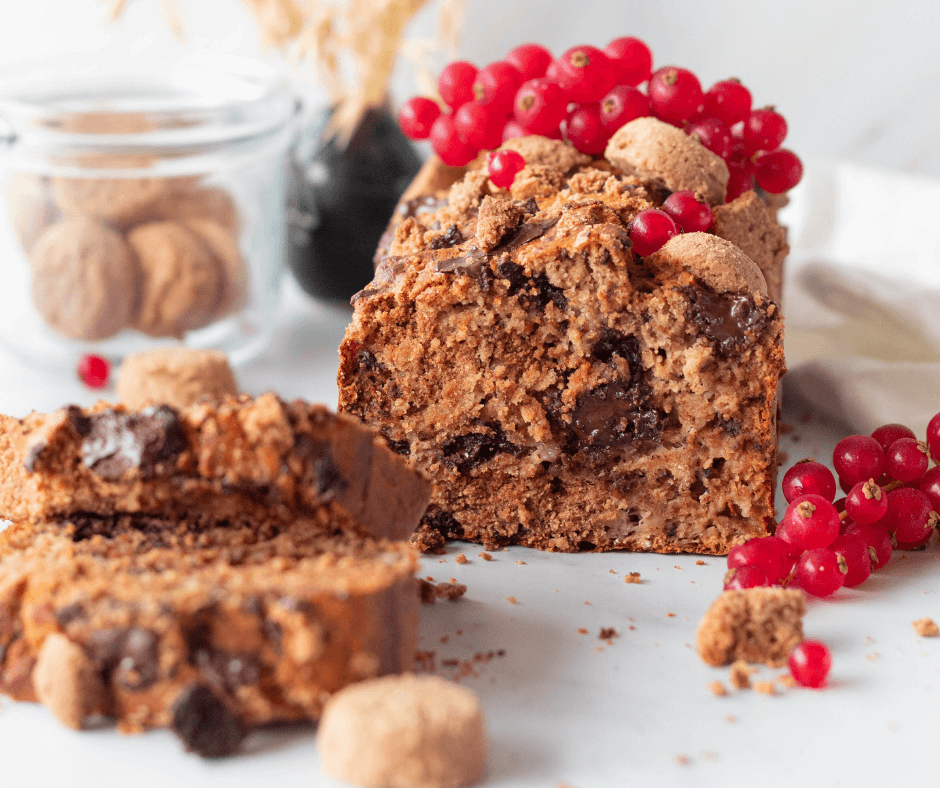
[[398, 38, 803, 198], [724, 413, 940, 600]]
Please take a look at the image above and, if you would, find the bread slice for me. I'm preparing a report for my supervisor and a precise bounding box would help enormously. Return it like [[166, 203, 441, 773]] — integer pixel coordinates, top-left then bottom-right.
[[0, 392, 432, 542], [0, 515, 419, 755]]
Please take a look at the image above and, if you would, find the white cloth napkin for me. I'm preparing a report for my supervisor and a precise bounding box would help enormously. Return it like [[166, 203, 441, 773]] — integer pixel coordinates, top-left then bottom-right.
[[779, 159, 940, 435]]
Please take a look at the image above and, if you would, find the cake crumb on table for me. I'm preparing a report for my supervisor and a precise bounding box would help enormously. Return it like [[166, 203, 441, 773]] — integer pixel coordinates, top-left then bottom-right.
[[599, 627, 618, 640], [866, 652, 879, 662], [515, 560, 526, 565], [708, 680, 728, 697], [506, 596, 518, 605], [577, 628, 588, 635], [624, 572, 642, 584], [777, 674, 798, 688], [696, 560, 706, 566], [455, 554, 468, 564], [725, 715, 737, 724], [478, 552, 493, 561], [729, 660, 755, 690], [754, 681, 776, 696], [419, 579, 468, 604], [913, 617, 939, 637], [675, 754, 690, 766]]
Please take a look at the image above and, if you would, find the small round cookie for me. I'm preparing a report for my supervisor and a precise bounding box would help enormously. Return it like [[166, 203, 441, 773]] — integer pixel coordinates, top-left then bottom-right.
[[645, 232, 768, 297], [143, 185, 240, 234], [318, 674, 487, 788], [30, 215, 139, 340], [128, 220, 224, 338], [117, 346, 239, 410], [604, 117, 729, 205], [6, 171, 59, 255], [33, 633, 107, 730], [184, 218, 247, 317]]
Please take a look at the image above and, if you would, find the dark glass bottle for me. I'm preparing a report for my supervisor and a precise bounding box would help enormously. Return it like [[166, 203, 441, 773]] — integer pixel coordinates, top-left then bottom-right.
[[286, 104, 422, 303]]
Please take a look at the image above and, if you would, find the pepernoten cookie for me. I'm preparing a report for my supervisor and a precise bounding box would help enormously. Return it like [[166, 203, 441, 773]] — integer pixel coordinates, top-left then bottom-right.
[[29, 216, 139, 340], [5, 172, 59, 255], [128, 220, 223, 338], [184, 218, 247, 317], [116, 347, 239, 410]]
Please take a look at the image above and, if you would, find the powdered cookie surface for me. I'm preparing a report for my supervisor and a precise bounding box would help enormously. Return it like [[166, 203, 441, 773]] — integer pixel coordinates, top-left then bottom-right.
[[645, 233, 768, 297], [696, 588, 806, 667], [318, 673, 487, 788], [30, 216, 139, 340], [129, 221, 223, 337], [605, 117, 729, 205], [117, 347, 239, 410]]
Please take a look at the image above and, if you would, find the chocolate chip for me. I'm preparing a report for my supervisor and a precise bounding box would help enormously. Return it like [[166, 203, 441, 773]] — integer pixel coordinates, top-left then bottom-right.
[[715, 416, 743, 436], [381, 431, 411, 456], [682, 287, 769, 356], [420, 508, 464, 540], [497, 215, 560, 252], [294, 435, 348, 498], [87, 626, 161, 690], [434, 246, 493, 290], [569, 380, 664, 457], [442, 424, 521, 474], [592, 329, 642, 373], [428, 224, 463, 249], [496, 261, 567, 311], [171, 684, 245, 758], [81, 405, 185, 480]]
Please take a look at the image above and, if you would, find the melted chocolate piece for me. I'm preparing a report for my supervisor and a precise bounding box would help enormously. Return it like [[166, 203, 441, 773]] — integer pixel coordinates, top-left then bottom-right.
[[442, 425, 521, 474], [81, 405, 185, 480], [381, 430, 411, 457], [293, 435, 348, 498], [398, 195, 448, 220], [434, 247, 493, 290], [171, 684, 245, 758], [715, 416, 742, 436], [88, 627, 161, 690], [420, 508, 464, 540], [428, 224, 463, 249], [683, 287, 769, 355], [520, 198, 539, 215], [351, 255, 411, 304], [497, 261, 567, 311], [194, 648, 261, 693], [568, 380, 663, 456], [498, 215, 561, 252], [592, 329, 642, 373]]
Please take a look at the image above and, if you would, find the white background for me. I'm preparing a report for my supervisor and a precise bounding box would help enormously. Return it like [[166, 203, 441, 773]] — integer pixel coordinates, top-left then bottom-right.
[[0, 2, 939, 787]]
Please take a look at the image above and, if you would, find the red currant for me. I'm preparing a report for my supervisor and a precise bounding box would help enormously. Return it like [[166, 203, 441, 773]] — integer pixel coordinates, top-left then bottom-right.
[[702, 79, 752, 126], [398, 97, 441, 140], [754, 149, 803, 193], [788, 640, 831, 689], [438, 61, 478, 110], [501, 119, 528, 141], [565, 104, 609, 155], [487, 149, 526, 189], [429, 113, 476, 166], [833, 435, 886, 487], [886, 438, 930, 483], [725, 157, 755, 201], [829, 533, 872, 587], [782, 460, 837, 503], [883, 487, 935, 544], [780, 493, 840, 551], [662, 190, 713, 232], [77, 354, 110, 389], [845, 522, 893, 570], [473, 61, 524, 112], [648, 67, 703, 125], [723, 565, 769, 590], [504, 44, 553, 81], [687, 118, 734, 161], [920, 465, 940, 511], [926, 411, 940, 461], [603, 37, 653, 86], [555, 45, 616, 104], [454, 99, 504, 152], [795, 548, 846, 597], [743, 107, 787, 156], [871, 423, 916, 450], [845, 479, 888, 525], [599, 86, 650, 134], [727, 536, 787, 584], [513, 78, 567, 136], [629, 209, 678, 257]]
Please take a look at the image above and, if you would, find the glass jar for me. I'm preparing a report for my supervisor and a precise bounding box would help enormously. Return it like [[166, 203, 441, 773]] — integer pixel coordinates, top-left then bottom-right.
[[0, 53, 299, 370]]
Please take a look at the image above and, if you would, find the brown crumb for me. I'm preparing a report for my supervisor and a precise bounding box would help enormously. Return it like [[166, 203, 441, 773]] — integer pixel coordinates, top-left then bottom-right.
[[707, 680, 728, 697], [696, 560, 706, 566], [425, 576, 434, 582], [667, 612, 676, 618], [777, 674, 798, 688], [609, 569, 616, 574], [455, 554, 468, 564], [478, 552, 493, 561], [506, 596, 518, 605], [729, 660, 755, 690], [577, 628, 588, 635], [675, 754, 690, 766], [866, 652, 879, 662], [754, 681, 776, 696], [420, 579, 468, 603], [440, 636, 449, 644], [414, 650, 436, 671], [780, 422, 795, 434], [419, 579, 437, 604], [516, 560, 526, 565], [725, 715, 737, 724], [599, 627, 618, 640], [913, 617, 939, 637], [624, 572, 641, 584]]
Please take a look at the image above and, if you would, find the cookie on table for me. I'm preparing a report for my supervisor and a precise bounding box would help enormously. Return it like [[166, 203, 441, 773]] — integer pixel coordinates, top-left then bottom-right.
[[116, 347, 239, 410], [128, 220, 224, 338], [318, 673, 487, 788], [29, 215, 139, 340]]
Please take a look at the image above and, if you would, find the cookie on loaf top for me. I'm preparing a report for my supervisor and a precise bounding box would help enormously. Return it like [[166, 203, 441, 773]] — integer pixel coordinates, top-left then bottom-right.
[[339, 120, 786, 555]]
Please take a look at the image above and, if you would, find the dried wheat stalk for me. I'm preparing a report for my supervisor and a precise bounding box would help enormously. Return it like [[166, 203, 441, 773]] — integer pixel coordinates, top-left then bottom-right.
[[105, 0, 466, 142]]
